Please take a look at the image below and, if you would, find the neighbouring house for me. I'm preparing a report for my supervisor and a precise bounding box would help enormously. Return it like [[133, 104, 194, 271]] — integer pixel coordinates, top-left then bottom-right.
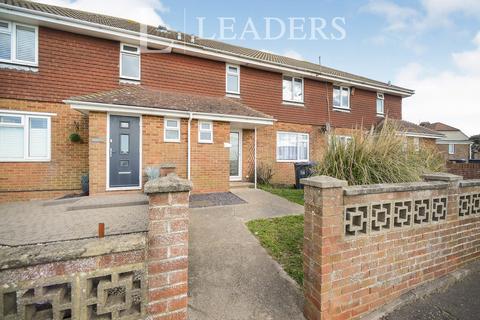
[[0, 0, 415, 202], [420, 122, 473, 161], [377, 119, 444, 150]]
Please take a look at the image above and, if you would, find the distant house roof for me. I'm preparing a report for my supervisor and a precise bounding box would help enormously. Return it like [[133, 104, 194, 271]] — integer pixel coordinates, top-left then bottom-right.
[[420, 122, 460, 131], [0, 0, 414, 96], [420, 122, 471, 143], [377, 119, 444, 139], [65, 86, 274, 122]]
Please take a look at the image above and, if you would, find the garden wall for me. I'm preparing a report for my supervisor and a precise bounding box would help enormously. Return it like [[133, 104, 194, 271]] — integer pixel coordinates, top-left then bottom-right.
[[0, 174, 192, 320], [447, 162, 480, 179], [302, 173, 480, 320]]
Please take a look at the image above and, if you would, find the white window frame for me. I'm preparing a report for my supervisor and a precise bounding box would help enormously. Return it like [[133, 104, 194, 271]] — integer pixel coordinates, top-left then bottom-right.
[[276, 131, 309, 163], [0, 111, 51, 162], [330, 135, 353, 146], [414, 137, 420, 152], [198, 120, 213, 144], [0, 20, 39, 67], [164, 118, 180, 143], [449, 144, 455, 155], [119, 43, 141, 81], [333, 85, 351, 110], [226, 64, 240, 95], [282, 76, 304, 103], [376, 92, 385, 116]]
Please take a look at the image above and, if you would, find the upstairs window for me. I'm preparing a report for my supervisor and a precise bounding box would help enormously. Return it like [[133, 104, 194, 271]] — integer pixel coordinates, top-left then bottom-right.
[[164, 118, 180, 142], [376, 93, 385, 115], [0, 21, 38, 66], [333, 86, 350, 110], [276, 132, 309, 162], [0, 112, 51, 161], [283, 76, 304, 103], [198, 121, 213, 143], [226, 64, 240, 94], [120, 43, 140, 80]]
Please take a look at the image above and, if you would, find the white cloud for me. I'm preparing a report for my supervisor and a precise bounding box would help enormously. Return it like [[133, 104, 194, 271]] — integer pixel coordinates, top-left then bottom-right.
[[397, 33, 480, 136], [283, 50, 304, 60], [35, 0, 168, 26], [362, 0, 419, 32]]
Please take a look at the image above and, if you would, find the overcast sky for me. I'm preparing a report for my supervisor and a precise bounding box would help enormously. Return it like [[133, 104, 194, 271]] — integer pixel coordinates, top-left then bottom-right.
[[37, 0, 480, 136]]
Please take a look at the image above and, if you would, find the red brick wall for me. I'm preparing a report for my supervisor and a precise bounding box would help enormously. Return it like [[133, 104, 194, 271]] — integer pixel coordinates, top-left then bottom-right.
[[447, 162, 480, 179], [0, 99, 88, 202], [303, 176, 480, 320], [437, 144, 471, 161]]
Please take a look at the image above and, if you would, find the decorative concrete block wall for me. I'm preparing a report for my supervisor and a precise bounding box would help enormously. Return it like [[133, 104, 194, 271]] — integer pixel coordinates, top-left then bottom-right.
[[302, 173, 480, 320], [0, 173, 192, 320]]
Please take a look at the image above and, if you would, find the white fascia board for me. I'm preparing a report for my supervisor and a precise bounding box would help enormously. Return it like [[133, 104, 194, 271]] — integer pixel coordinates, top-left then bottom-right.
[[404, 132, 444, 139], [65, 100, 275, 126], [0, 4, 414, 97], [0, 108, 57, 116], [436, 140, 473, 145]]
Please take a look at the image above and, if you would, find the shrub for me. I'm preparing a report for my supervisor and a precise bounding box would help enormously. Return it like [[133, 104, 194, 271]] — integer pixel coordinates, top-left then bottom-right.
[[257, 162, 274, 185], [315, 119, 445, 185]]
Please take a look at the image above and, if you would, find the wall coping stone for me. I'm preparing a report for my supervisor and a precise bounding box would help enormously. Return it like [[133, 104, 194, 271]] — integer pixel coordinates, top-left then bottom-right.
[[0, 233, 146, 271], [301, 176, 348, 189], [459, 179, 480, 188], [344, 181, 449, 196], [144, 173, 193, 194], [422, 172, 463, 182]]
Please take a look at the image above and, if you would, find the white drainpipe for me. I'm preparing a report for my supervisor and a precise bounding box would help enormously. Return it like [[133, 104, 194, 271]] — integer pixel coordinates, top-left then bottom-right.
[[187, 112, 193, 180], [254, 127, 258, 189]]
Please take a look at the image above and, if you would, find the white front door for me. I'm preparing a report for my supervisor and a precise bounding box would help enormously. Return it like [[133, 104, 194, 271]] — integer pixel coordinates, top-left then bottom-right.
[[229, 129, 242, 181]]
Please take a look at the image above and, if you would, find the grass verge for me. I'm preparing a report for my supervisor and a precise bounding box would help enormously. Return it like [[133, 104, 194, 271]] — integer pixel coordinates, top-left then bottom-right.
[[259, 185, 305, 205], [246, 215, 304, 286]]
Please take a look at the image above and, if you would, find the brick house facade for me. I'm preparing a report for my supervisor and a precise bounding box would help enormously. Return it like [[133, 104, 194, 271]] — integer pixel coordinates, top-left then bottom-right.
[[0, 1, 418, 202], [420, 122, 472, 161]]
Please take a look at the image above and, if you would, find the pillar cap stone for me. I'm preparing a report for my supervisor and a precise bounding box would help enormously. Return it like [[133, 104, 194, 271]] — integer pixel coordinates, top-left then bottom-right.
[[144, 173, 192, 194], [422, 172, 462, 182], [159, 163, 176, 169], [301, 175, 348, 189]]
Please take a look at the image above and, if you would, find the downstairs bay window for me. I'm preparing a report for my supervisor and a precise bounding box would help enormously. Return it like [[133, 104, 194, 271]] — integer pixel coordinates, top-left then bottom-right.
[[0, 112, 51, 161], [276, 132, 309, 162]]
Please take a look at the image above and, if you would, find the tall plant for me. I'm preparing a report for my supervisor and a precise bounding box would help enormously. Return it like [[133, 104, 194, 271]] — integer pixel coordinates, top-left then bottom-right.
[[316, 120, 445, 185]]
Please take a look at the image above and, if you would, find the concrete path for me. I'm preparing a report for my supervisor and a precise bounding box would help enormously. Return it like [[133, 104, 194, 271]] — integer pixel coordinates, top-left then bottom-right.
[[188, 188, 305, 320], [383, 262, 480, 320]]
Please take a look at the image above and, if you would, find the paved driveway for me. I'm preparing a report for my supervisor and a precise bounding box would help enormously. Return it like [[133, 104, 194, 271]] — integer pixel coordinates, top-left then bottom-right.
[[188, 188, 305, 320]]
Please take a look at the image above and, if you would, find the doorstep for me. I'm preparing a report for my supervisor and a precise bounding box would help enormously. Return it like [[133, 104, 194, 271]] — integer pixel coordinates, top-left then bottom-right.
[[229, 181, 255, 189]]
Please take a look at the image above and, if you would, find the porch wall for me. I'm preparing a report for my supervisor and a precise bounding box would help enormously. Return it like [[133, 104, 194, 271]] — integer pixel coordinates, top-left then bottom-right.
[[88, 113, 230, 196], [0, 98, 88, 203]]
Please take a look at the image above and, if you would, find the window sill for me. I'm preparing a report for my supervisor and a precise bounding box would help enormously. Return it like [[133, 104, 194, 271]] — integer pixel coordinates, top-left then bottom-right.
[[282, 101, 305, 107], [164, 140, 181, 143], [377, 113, 385, 118], [333, 107, 351, 113], [276, 159, 310, 163], [120, 78, 141, 85], [225, 93, 241, 99], [0, 62, 38, 72], [198, 141, 213, 144], [0, 159, 50, 163]]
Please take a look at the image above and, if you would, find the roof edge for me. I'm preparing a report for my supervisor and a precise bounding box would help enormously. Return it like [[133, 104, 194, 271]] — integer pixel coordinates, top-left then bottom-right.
[[0, 2, 415, 97]]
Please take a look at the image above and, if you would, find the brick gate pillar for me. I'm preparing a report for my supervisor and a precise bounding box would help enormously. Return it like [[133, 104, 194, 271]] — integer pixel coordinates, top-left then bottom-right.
[[301, 176, 348, 320], [144, 173, 193, 320]]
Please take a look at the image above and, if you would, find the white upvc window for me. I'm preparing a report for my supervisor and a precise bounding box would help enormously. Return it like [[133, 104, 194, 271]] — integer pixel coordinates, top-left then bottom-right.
[[333, 86, 350, 110], [331, 135, 353, 146], [120, 43, 140, 80], [0, 112, 51, 162], [198, 121, 213, 143], [449, 144, 455, 155], [0, 20, 38, 66], [414, 137, 420, 152], [276, 132, 309, 162], [164, 118, 180, 142], [376, 92, 385, 115], [283, 76, 304, 103], [226, 64, 240, 94]]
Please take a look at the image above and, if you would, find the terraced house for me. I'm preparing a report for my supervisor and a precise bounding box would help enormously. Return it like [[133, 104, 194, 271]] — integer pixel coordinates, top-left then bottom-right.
[[0, 0, 421, 202]]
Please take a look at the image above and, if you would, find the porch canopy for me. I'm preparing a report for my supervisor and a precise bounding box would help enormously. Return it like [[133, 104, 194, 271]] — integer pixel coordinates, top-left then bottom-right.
[[64, 85, 274, 128]]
